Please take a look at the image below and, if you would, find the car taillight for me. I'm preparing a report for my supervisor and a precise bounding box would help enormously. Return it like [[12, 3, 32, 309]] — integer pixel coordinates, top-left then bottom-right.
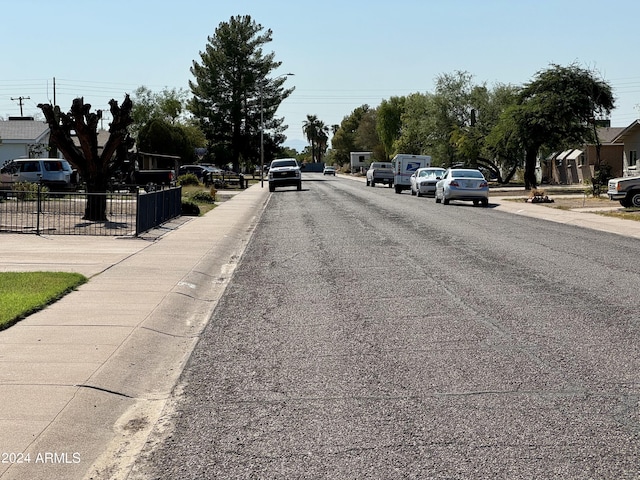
[[480, 181, 488, 188], [450, 181, 459, 187]]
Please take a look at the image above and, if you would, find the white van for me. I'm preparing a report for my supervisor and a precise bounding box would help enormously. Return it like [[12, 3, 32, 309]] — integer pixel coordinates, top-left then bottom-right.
[[392, 154, 431, 193], [0, 158, 75, 191]]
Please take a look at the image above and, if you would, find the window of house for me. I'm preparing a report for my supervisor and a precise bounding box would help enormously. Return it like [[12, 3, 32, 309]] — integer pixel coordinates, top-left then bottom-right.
[[578, 154, 585, 167], [629, 150, 638, 168]]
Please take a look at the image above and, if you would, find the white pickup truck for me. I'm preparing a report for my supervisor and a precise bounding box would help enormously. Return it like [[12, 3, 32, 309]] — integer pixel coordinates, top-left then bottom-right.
[[366, 162, 394, 188], [607, 175, 640, 207]]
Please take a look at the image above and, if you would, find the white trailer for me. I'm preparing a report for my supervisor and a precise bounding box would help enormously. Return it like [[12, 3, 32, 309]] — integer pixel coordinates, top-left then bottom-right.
[[392, 154, 431, 193], [350, 151, 372, 173]]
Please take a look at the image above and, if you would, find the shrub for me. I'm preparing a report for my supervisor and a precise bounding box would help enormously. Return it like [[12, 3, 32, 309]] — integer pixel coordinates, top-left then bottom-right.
[[13, 182, 49, 201], [190, 191, 216, 204], [589, 165, 612, 196], [178, 173, 201, 187], [181, 200, 200, 216]]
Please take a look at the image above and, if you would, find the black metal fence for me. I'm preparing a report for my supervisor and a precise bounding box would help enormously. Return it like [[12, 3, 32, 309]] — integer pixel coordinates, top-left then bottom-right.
[[0, 185, 182, 236], [136, 186, 182, 234]]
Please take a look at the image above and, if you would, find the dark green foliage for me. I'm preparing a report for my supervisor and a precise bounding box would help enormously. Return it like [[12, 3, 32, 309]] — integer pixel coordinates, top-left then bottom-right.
[[509, 63, 615, 189], [177, 173, 201, 187], [190, 191, 216, 203], [189, 15, 294, 172], [12, 182, 49, 201], [181, 200, 200, 216], [590, 164, 613, 196], [137, 118, 192, 161]]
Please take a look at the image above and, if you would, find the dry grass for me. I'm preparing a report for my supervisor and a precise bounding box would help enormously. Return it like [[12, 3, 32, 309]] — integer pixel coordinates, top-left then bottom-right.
[[501, 193, 640, 221]]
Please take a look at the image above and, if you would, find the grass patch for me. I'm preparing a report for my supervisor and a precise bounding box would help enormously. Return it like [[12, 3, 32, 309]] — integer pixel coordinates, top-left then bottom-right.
[[0, 272, 87, 330], [596, 208, 640, 222]]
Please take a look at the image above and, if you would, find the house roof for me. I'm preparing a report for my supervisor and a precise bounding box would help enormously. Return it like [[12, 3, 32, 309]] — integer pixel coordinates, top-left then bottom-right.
[[72, 129, 111, 148], [0, 119, 49, 142], [610, 120, 640, 143], [597, 126, 627, 144]]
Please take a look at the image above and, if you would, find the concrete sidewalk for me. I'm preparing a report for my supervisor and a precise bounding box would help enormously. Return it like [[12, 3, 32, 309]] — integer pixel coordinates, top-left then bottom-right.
[[492, 195, 640, 239], [1, 180, 639, 480], [0, 183, 270, 480]]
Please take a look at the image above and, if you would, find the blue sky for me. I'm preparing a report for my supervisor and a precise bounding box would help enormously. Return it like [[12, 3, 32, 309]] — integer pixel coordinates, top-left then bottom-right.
[[2, 0, 639, 150]]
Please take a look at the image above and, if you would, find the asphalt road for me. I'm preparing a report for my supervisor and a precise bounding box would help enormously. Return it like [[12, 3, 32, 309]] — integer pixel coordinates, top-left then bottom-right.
[[131, 173, 640, 479]]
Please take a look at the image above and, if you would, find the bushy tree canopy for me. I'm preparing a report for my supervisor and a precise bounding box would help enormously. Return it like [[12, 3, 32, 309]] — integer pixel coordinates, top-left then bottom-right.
[[504, 63, 615, 189], [189, 15, 294, 172]]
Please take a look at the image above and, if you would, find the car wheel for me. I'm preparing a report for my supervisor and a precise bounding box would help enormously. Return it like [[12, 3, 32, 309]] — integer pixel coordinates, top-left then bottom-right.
[[411, 188, 416, 196], [395, 185, 402, 194], [473, 200, 480, 206], [443, 197, 450, 205], [388, 182, 393, 188], [620, 198, 632, 208], [482, 198, 489, 207], [630, 191, 640, 208], [297, 181, 302, 191], [366, 179, 370, 186], [371, 180, 375, 187], [416, 191, 422, 197], [269, 184, 275, 192]]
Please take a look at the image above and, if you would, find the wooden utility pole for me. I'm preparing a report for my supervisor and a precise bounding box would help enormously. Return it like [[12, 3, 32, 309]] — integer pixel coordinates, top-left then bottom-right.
[[11, 96, 30, 116]]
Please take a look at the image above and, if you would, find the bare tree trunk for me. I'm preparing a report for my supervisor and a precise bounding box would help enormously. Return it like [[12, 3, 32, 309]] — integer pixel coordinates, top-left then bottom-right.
[[524, 149, 538, 190]]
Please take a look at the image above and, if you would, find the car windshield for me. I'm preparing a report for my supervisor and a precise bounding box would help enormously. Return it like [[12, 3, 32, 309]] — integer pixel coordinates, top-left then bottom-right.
[[271, 160, 297, 168], [419, 170, 444, 178], [451, 170, 484, 179]]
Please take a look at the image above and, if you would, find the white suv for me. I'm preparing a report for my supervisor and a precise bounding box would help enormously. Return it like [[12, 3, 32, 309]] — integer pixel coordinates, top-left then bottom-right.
[[0, 158, 75, 191]]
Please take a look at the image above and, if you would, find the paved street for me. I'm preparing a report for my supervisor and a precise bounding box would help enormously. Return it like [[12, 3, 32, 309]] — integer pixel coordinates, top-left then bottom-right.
[[130, 173, 640, 479]]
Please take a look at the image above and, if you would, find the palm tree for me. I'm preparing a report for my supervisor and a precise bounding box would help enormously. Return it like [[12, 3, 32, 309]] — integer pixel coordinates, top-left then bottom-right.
[[303, 115, 331, 162], [316, 121, 330, 163]]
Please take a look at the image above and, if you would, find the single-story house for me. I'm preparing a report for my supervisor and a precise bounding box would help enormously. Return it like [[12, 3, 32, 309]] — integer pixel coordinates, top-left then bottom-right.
[[0, 118, 50, 166], [542, 121, 638, 184], [610, 120, 640, 178]]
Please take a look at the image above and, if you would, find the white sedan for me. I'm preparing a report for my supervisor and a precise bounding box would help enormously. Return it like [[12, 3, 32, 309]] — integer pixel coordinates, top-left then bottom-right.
[[410, 167, 446, 197], [435, 168, 489, 207]]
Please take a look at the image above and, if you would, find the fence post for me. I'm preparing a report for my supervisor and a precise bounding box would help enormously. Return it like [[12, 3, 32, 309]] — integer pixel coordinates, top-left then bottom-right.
[[36, 178, 42, 235]]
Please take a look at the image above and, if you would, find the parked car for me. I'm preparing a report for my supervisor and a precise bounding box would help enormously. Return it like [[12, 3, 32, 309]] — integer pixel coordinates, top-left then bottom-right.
[[0, 158, 76, 191], [268, 158, 302, 192], [323, 166, 337, 176], [607, 175, 640, 207], [366, 162, 394, 187], [179, 165, 214, 183], [435, 168, 489, 207], [410, 167, 446, 197]]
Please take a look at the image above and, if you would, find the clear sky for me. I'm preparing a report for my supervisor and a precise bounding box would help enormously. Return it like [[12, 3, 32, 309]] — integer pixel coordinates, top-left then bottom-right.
[[2, 0, 639, 151]]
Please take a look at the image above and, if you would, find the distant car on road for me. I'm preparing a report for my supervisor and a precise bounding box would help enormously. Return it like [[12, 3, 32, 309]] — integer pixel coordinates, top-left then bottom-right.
[[268, 158, 302, 192], [323, 166, 336, 176], [435, 168, 489, 207], [410, 167, 446, 197]]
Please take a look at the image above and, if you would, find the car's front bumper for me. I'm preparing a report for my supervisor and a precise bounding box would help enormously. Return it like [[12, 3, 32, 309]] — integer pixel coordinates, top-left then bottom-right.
[[417, 182, 437, 195], [269, 177, 301, 187], [607, 190, 625, 200]]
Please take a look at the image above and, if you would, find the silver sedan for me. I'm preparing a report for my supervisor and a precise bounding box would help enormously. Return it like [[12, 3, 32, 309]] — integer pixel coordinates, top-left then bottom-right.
[[435, 168, 489, 207]]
